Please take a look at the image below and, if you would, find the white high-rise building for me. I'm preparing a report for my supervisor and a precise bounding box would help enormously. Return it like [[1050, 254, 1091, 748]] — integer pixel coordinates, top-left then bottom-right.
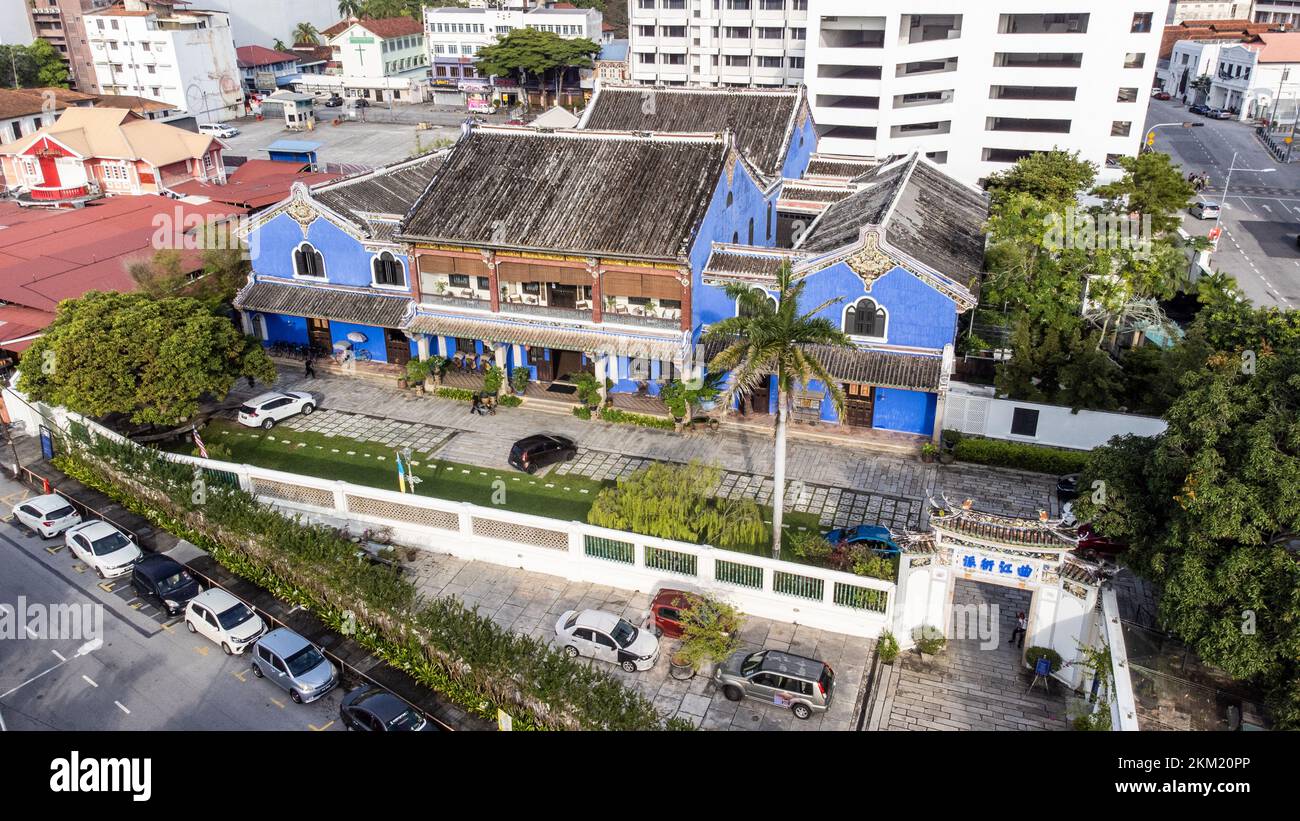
[[1167, 2, 1255, 24], [86, 0, 242, 122], [629, 0, 810, 87], [425, 4, 602, 83], [1253, 1, 1300, 25], [804, 3, 1166, 183]]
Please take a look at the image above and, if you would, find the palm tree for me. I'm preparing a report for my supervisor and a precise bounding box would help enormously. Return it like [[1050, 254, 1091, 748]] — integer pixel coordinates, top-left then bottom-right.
[[337, 0, 362, 19], [703, 264, 855, 558], [272, 38, 288, 52], [293, 22, 320, 46]]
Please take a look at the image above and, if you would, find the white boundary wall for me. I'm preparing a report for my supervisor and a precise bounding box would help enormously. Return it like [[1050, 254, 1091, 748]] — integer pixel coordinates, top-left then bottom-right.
[[945, 382, 1168, 451], [5, 387, 893, 640]]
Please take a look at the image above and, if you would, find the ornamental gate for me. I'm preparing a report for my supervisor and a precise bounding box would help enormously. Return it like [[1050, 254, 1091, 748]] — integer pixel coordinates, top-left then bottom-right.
[[893, 499, 1102, 689]]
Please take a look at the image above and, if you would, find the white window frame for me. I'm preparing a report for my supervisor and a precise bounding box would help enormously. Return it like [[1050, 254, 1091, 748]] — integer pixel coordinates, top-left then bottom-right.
[[842, 297, 889, 342], [370, 250, 407, 291], [292, 240, 327, 280]]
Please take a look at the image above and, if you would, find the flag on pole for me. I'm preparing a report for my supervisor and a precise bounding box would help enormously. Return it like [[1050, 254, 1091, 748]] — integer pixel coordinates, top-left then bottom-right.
[[395, 450, 407, 493], [192, 428, 209, 459]]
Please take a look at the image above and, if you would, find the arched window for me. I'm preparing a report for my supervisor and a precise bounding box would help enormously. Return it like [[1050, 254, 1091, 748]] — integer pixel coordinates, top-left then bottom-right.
[[732, 231, 739, 243], [293, 242, 325, 278], [844, 297, 887, 339], [737, 287, 777, 318], [372, 251, 405, 288], [747, 218, 754, 245], [726, 190, 734, 208]]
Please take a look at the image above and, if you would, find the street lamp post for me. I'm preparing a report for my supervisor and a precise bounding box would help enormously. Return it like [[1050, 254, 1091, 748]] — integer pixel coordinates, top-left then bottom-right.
[[1144, 120, 1205, 150], [1211, 151, 1276, 249]]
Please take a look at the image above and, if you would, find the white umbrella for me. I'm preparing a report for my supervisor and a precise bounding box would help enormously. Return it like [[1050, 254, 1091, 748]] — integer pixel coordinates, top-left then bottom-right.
[[346, 331, 368, 343]]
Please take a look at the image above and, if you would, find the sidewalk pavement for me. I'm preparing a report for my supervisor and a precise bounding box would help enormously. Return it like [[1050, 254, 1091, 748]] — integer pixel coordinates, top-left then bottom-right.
[[233, 367, 1061, 529]]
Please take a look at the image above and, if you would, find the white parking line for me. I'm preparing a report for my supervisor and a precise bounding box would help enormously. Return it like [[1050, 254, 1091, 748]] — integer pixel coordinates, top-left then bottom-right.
[[81, 675, 98, 688], [115, 701, 130, 715], [51, 650, 65, 662]]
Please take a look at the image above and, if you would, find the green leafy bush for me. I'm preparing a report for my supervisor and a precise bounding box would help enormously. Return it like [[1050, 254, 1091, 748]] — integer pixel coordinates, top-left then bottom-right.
[[511, 367, 530, 394], [675, 593, 743, 671], [405, 359, 429, 385], [597, 408, 675, 429], [53, 424, 689, 731], [587, 461, 768, 549], [787, 531, 898, 580], [498, 395, 522, 407], [571, 406, 592, 420], [1025, 646, 1064, 673], [436, 387, 477, 402], [482, 365, 504, 396], [912, 625, 946, 655], [951, 436, 1089, 475], [877, 630, 899, 664]]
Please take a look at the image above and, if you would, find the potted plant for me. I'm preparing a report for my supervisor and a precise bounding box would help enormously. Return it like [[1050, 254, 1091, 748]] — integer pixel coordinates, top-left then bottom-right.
[[1025, 646, 1063, 675], [482, 364, 504, 397], [673, 592, 743, 679], [510, 366, 530, 395], [877, 630, 900, 665], [424, 356, 446, 390], [435, 280, 448, 296], [920, 442, 938, 463], [405, 359, 429, 393], [912, 624, 946, 661]]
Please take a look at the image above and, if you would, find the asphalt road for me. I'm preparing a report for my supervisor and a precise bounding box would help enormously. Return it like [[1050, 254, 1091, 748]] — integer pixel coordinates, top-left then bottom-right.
[[0, 511, 344, 732], [1145, 97, 1300, 308]]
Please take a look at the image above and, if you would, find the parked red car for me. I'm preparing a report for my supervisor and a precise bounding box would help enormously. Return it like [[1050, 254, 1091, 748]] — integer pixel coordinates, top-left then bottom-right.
[[648, 588, 692, 638], [1075, 523, 1127, 560]]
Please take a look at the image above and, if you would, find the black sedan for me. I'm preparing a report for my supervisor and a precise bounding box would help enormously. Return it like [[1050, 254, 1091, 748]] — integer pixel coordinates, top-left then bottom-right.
[[508, 434, 577, 474], [1189, 103, 1211, 116], [130, 553, 202, 616], [340, 685, 437, 731]]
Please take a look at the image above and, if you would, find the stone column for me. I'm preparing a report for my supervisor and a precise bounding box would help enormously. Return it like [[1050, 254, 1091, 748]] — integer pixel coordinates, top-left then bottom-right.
[[239, 310, 254, 335], [595, 354, 610, 404], [588, 257, 602, 323], [493, 343, 507, 395], [416, 334, 430, 362]]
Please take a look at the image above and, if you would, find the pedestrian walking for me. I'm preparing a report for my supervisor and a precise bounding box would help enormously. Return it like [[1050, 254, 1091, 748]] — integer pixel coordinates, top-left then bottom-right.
[[470, 392, 483, 415], [246, 375, 255, 389], [1009, 611, 1027, 648], [305, 355, 316, 379]]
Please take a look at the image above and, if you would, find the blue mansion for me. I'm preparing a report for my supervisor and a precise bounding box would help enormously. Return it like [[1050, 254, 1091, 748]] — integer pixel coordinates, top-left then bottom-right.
[[233, 84, 987, 440]]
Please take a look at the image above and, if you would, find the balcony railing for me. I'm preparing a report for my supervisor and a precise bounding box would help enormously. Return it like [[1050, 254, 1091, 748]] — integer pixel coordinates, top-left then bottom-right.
[[28, 184, 91, 201]]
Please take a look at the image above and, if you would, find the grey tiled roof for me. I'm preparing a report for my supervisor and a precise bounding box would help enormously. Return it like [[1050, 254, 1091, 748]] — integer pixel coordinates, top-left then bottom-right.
[[799, 155, 988, 289], [928, 504, 1078, 548], [703, 337, 943, 392], [579, 84, 802, 180], [703, 249, 799, 279], [234, 279, 411, 328], [405, 311, 685, 360], [804, 156, 878, 180], [313, 153, 443, 226], [399, 129, 727, 260], [779, 181, 857, 204]]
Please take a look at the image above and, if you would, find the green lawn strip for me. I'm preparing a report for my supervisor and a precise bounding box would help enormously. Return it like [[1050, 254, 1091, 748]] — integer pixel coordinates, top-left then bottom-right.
[[170, 421, 842, 572]]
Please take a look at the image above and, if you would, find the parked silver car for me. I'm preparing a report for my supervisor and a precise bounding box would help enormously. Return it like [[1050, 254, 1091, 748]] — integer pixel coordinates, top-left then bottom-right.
[[250, 628, 338, 704], [713, 649, 835, 720]]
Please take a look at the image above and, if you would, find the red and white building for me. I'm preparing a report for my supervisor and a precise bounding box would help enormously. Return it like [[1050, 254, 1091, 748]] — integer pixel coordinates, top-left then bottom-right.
[[0, 106, 224, 206]]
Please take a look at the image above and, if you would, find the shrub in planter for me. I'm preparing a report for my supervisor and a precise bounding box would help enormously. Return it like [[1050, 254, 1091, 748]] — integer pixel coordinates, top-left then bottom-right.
[[912, 624, 946, 656], [424, 356, 447, 388], [510, 366, 530, 395], [920, 442, 938, 463], [1025, 646, 1063, 673], [951, 436, 1090, 475], [498, 395, 522, 408], [572, 406, 592, 420], [405, 359, 429, 388], [482, 365, 504, 396], [675, 592, 743, 674], [877, 630, 899, 665]]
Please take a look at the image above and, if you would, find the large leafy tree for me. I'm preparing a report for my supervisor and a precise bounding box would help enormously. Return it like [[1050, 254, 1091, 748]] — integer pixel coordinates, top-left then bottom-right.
[[1074, 347, 1300, 728], [704, 266, 854, 557], [0, 40, 69, 89], [18, 292, 275, 427], [984, 149, 1097, 210], [1094, 152, 1197, 235], [475, 27, 599, 110]]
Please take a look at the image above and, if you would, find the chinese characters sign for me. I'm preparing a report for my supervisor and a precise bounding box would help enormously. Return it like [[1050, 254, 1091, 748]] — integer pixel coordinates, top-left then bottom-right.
[[956, 549, 1039, 586]]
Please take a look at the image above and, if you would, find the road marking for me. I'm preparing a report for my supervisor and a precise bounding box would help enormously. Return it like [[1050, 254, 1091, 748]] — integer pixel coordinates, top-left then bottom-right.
[[232, 669, 248, 682], [160, 620, 175, 632], [193, 645, 210, 656], [82, 675, 98, 688], [270, 697, 286, 709], [309, 720, 334, 732], [72, 564, 85, 573], [51, 650, 65, 662], [115, 701, 130, 715], [1261, 203, 1273, 213], [44, 545, 63, 554]]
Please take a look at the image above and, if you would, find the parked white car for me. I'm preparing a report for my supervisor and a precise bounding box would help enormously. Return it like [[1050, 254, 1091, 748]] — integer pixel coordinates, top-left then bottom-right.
[[198, 122, 239, 138], [554, 609, 660, 672], [64, 520, 142, 578], [236, 390, 316, 429], [185, 588, 266, 655], [13, 493, 82, 537]]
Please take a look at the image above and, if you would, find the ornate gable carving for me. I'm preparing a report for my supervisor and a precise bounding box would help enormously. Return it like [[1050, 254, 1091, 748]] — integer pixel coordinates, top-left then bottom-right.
[[844, 230, 904, 287], [284, 182, 318, 238]]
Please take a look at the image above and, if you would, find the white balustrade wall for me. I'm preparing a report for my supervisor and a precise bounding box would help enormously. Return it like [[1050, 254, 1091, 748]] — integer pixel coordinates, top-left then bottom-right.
[[5, 387, 894, 640]]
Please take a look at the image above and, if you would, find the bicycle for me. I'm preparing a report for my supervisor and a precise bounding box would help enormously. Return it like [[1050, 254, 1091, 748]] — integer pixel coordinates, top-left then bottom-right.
[[353, 348, 373, 362]]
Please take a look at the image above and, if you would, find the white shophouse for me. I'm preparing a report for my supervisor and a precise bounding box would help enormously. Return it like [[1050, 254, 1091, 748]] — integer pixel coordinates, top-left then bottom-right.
[[1204, 32, 1300, 121], [86, 0, 243, 123], [299, 17, 429, 103]]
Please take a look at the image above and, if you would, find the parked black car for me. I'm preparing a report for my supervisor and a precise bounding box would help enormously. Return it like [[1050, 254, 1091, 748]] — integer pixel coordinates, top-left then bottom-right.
[[508, 434, 577, 474], [131, 554, 202, 616], [1189, 103, 1211, 116], [324, 95, 343, 107], [340, 685, 437, 731], [1056, 473, 1080, 504], [351, 98, 369, 108]]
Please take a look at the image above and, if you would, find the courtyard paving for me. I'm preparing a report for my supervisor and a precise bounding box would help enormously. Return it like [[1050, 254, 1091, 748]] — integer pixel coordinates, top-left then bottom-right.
[[405, 550, 869, 731], [868, 580, 1072, 731]]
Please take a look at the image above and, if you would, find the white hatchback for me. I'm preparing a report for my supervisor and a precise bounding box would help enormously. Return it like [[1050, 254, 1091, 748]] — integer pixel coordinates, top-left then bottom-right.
[[13, 493, 82, 537], [554, 609, 660, 672], [64, 520, 142, 578], [236, 390, 316, 429], [185, 588, 266, 655]]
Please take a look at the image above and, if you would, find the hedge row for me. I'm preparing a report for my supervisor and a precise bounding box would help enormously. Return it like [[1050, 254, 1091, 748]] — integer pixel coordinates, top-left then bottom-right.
[[55, 423, 690, 731], [947, 433, 1090, 475]]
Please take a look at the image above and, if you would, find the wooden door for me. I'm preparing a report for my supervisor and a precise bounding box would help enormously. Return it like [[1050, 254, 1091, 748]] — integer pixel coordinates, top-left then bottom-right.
[[746, 376, 771, 415], [529, 346, 555, 382], [554, 350, 591, 380], [844, 383, 874, 427], [385, 328, 411, 366], [307, 318, 331, 353]]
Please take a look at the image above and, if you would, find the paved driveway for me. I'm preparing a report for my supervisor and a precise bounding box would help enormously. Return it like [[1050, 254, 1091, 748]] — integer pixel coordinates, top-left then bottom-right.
[[407, 550, 869, 731]]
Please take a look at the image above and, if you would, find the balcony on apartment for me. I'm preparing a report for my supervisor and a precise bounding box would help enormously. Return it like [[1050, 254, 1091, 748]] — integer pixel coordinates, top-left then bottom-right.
[[818, 16, 886, 67], [889, 119, 952, 139]]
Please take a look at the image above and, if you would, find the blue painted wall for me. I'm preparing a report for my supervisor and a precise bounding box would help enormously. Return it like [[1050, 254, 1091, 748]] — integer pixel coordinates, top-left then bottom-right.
[[688, 158, 773, 334], [798, 264, 958, 351], [329, 320, 388, 363], [872, 387, 937, 435], [251, 211, 395, 290], [260, 312, 307, 345], [779, 105, 817, 181]]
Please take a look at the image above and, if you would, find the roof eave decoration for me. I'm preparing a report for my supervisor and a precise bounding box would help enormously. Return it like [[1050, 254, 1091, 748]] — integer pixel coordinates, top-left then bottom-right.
[[240, 180, 371, 243], [794, 226, 977, 312], [926, 496, 1080, 551]]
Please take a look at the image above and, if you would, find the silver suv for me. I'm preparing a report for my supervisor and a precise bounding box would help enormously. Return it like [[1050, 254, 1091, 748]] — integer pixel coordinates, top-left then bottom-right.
[[714, 649, 835, 720], [250, 628, 338, 704]]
